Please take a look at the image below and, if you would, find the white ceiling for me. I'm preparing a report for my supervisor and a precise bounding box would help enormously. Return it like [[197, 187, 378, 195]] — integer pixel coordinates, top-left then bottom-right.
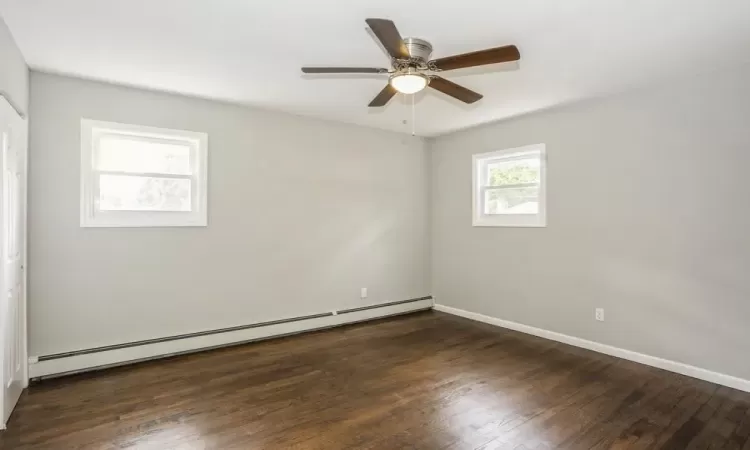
[[1, 0, 749, 136]]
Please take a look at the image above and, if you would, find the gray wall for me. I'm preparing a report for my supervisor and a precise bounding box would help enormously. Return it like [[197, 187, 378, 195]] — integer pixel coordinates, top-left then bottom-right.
[[431, 66, 750, 380], [0, 15, 27, 114], [29, 72, 430, 357]]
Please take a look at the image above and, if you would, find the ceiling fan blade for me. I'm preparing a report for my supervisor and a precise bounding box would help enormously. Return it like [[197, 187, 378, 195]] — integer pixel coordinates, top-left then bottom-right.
[[430, 45, 520, 71], [368, 84, 397, 107], [429, 76, 483, 104], [365, 18, 410, 59], [302, 67, 389, 74]]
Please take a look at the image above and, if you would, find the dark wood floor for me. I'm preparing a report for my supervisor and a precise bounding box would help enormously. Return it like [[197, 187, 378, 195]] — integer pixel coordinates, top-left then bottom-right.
[[1, 311, 749, 449]]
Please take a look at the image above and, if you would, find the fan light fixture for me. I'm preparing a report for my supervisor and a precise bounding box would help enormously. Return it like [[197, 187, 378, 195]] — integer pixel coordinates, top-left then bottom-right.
[[301, 18, 521, 107], [389, 70, 428, 94]]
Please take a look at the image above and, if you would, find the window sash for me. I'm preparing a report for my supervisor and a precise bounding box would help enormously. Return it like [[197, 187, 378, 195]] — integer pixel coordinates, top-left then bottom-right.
[[92, 131, 198, 176], [481, 185, 540, 216], [482, 151, 539, 165], [93, 172, 196, 212], [81, 119, 208, 227], [94, 130, 198, 149], [472, 144, 546, 227], [479, 182, 538, 191], [90, 130, 200, 215], [479, 152, 541, 188], [94, 169, 195, 180]]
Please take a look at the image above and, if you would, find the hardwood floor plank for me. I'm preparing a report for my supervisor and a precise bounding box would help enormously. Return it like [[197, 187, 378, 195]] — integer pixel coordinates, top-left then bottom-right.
[[0, 311, 748, 449]]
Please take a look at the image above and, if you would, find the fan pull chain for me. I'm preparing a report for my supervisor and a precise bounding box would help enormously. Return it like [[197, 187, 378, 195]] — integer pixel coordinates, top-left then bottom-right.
[[411, 93, 416, 136]]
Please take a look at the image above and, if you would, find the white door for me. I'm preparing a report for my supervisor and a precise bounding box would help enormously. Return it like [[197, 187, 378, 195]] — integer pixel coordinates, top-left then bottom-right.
[[0, 97, 27, 428]]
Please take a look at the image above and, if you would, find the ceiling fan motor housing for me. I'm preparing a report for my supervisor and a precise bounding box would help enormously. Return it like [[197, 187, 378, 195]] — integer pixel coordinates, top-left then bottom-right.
[[403, 38, 433, 62]]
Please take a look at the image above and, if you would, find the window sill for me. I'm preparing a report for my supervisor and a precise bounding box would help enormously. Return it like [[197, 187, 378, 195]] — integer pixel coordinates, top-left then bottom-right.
[[80, 213, 207, 228], [472, 215, 546, 228]]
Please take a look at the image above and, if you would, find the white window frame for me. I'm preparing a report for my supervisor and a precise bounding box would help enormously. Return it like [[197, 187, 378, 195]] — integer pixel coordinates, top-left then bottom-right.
[[80, 119, 208, 228], [472, 143, 546, 227]]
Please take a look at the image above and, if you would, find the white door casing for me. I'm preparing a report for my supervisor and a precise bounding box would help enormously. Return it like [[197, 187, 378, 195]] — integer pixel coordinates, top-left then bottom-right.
[[0, 97, 27, 429]]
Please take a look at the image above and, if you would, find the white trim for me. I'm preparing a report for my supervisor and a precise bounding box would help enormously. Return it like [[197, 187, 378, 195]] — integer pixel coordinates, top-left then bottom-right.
[[20, 111, 29, 390], [434, 304, 750, 393], [80, 119, 209, 228], [29, 299, 432, 378], [472, 143, 546, 227]]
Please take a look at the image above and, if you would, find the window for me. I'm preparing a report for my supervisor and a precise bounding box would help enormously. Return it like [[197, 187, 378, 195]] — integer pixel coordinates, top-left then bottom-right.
[[80, 119, 208, 227], [472, 144, 546, 227]]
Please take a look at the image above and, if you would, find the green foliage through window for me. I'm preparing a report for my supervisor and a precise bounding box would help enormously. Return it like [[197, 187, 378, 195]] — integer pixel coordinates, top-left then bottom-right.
[[488, 160, 539, 186]]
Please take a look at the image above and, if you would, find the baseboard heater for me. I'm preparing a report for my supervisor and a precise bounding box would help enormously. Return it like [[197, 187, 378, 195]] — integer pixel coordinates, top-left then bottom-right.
[[29, 296, 433, 380]]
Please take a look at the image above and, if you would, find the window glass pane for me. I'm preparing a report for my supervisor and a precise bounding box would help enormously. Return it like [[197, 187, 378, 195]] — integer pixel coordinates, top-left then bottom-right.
[[486, 156, 540, 187], [484, 186, 539, 215], [99, 174, 191, 211], [97, 135, 191, 175]]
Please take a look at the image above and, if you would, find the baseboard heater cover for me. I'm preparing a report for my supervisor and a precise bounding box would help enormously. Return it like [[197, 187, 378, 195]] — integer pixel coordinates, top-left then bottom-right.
[[30, 296, 433, 379]]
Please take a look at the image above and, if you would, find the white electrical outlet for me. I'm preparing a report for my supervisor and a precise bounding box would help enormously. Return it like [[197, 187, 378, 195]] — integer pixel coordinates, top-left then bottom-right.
[[360, 287, 368, 299], [595, 308, 604, 322]]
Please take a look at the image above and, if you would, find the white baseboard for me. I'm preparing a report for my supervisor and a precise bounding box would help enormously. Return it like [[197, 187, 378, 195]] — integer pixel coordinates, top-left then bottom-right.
[[29, 299, 433, 378], [434, 304, 750, 393]]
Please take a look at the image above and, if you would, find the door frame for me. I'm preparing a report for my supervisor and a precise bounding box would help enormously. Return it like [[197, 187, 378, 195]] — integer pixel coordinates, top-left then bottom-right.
[[0, 96, 28, 429], [20, 100, 28, 391]]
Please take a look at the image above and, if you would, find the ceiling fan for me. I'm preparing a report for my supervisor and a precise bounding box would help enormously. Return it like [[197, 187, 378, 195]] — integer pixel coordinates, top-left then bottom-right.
[[301, 18, 520, 107]]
